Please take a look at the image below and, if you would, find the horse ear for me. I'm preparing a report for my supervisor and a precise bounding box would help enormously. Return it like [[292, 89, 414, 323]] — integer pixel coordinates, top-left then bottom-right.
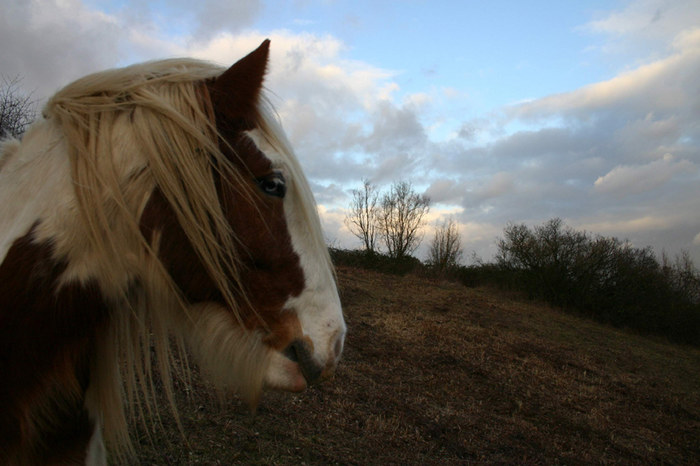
[[210, 39, 270, 119]]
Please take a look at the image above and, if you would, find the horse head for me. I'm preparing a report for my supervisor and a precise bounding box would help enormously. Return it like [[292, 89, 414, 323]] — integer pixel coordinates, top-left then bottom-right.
[[0, 40, 345, 464], [140, 40, 346, 396]]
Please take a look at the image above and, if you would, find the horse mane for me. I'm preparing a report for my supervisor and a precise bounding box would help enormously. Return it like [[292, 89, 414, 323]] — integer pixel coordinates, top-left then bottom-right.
[[44, 58, 244, 311], [31, 57, 329, 458]]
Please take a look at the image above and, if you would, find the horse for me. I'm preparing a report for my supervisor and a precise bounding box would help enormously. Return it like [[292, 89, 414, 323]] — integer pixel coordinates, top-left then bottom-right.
[[0, 40, 346, 465]]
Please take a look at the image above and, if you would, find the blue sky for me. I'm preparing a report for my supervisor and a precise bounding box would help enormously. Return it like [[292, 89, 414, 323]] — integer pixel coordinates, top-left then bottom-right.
[[265, 1, 612, 99], [2, 0, 700, 263]]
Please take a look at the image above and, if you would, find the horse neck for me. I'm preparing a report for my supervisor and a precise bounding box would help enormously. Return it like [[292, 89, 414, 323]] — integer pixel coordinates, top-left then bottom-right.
[[0, 122, 114, 464]]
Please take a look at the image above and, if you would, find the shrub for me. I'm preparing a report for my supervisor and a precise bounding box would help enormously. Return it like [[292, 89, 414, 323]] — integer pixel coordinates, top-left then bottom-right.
[[494, 219, 700, 345], [329, 248, 422, 276]]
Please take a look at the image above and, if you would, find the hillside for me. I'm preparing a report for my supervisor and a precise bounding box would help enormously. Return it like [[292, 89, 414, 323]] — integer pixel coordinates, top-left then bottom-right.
[[136, 266, 700, 464]]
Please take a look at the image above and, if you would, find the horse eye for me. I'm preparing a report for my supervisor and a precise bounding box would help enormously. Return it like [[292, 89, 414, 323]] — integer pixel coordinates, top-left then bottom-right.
[[257, 172, 286, 198]]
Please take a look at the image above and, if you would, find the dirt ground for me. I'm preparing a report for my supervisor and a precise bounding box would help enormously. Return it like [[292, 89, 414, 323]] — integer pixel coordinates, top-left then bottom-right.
[[136, 265, 700, 465]]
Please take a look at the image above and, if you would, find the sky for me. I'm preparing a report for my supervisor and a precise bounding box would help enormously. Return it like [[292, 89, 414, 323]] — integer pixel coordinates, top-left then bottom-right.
[[2, 0, 699, 264]]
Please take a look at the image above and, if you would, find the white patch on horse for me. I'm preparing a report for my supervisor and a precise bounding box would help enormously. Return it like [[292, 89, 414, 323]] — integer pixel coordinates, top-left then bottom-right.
[[246, 128, 346, 387], [0, 121, 73, 262]]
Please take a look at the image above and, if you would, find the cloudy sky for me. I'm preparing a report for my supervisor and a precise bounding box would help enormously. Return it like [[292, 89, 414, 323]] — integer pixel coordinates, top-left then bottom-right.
[[2, 0, 699, 263]]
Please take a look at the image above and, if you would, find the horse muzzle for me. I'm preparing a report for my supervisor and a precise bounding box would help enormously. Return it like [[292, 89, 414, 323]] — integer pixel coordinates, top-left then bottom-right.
[[264, 328, 345, 392]]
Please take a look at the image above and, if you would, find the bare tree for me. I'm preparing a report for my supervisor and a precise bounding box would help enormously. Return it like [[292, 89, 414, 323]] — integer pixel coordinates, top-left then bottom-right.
[[345, 179, 380, 253], [0, 76, 35, 139], [379, 180, 430, 259], [428, 217, 463, 271]]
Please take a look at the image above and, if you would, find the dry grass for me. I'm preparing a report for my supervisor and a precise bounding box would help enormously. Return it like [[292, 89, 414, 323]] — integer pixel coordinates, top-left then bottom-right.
[[136, 266, 700, 465]]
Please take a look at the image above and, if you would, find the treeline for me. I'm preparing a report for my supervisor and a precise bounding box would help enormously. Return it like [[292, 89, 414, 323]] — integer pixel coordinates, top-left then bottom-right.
[[493, 218, 700, 345], [331, 218, 700, 346]]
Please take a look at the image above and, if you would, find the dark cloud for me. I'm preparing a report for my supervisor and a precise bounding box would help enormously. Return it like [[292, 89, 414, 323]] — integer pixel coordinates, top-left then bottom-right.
[[191, 0, 262, 40], [0, 0, 126, 99], [0, 0, 265, 101]]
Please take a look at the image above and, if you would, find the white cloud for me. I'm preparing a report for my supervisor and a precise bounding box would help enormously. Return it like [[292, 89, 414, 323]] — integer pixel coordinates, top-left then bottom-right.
[[585, 0, 700, 38], [316, 204, 355, 248], [425, 179, 462, 205], [509, 43, 699, 121], [673, 27, 700, 50], [403, 92, 431, 110], [581, 0, 700, 60], [593, 154, 695, 197]]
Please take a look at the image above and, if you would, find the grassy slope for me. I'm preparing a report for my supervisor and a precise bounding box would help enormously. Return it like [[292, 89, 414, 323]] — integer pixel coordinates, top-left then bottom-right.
[[137, 266, 700, 464]]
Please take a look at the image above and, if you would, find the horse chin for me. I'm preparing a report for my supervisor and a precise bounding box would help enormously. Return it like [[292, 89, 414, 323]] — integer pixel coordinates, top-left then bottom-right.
[[263, 351, 308, 392]]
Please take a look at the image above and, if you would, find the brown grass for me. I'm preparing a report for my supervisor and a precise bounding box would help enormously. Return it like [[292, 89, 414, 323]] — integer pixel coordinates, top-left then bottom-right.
[[135, 266, 700, 464]]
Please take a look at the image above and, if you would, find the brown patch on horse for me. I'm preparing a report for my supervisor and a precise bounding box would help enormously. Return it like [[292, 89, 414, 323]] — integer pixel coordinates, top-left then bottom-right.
[[0, 227, 108, 464], [262, 309, 304, 350]]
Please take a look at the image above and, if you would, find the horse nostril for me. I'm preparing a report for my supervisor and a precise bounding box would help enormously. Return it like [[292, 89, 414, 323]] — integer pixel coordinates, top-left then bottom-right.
[[282, 339, 322, 385], [283, 341, 300, 363]]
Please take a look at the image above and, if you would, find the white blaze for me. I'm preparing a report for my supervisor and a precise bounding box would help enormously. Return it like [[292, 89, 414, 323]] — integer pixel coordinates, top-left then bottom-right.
[[247, 128, 346, 389]]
